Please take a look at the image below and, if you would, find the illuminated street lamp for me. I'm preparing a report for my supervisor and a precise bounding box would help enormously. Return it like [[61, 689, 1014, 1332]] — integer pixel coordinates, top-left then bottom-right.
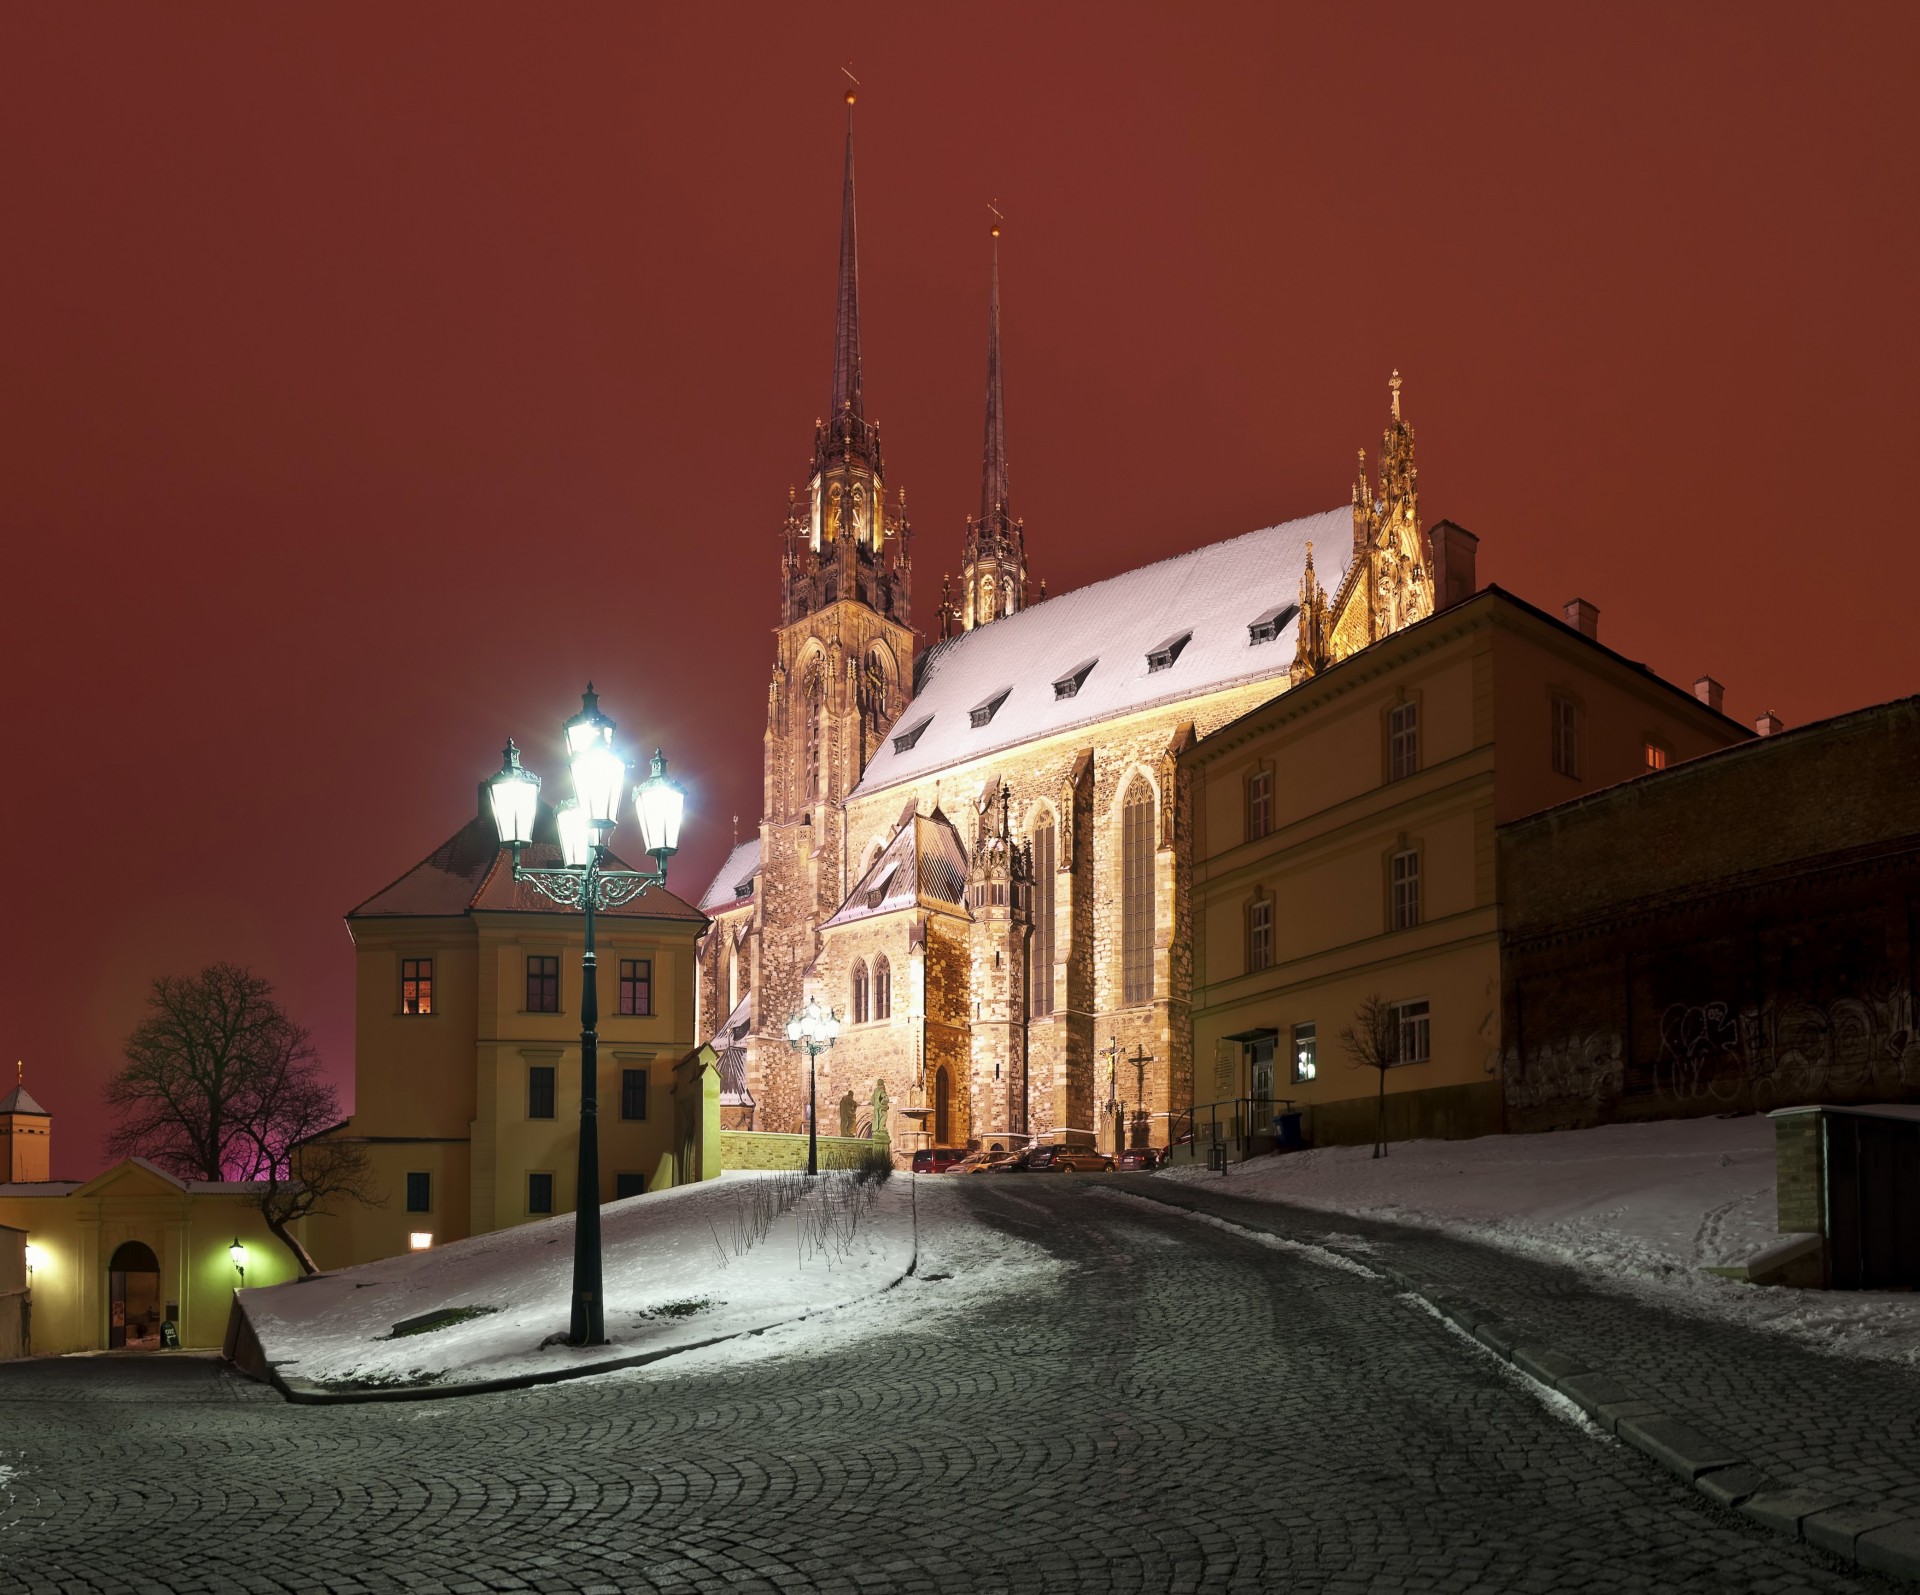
[[488, 685, 686, 1347], [784, 996, 842, 1177], [229, 1238, 247, 1285], [24, 1242, 40, 1282]]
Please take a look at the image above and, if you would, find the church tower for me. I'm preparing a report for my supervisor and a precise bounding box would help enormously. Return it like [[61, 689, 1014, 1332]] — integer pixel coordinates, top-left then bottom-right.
[[1, 1062, 51, 1182], [952, 224, 1028, 635], [753, 87, 917, 1130]]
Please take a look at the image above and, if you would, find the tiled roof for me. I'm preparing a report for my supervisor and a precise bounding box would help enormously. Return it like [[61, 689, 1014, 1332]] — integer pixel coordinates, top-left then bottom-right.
[[350, 807, 706, 924], [697, 838, 763, 915], [853, 505, 1351, 796], [821, 809, 970, 930], [0, 1083, 49, 1117]]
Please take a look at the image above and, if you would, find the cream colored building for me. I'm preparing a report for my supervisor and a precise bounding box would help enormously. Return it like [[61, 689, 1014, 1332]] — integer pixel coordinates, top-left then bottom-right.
[[313, 789, 713, 1271], [1185, 581, 1748, 1151]]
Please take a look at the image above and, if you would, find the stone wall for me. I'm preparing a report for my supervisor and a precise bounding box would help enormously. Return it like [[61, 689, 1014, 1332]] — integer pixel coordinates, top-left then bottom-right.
[[720, 1127, 888, 1172]]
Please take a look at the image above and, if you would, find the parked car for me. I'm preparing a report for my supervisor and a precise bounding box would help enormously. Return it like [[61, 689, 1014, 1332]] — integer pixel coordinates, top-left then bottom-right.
[[1034, 1144, 1116, 1173], [959, 1144, 1025, 1174], [1114, 1145, 1164, 1172], [910, 1147, 969, 1174]]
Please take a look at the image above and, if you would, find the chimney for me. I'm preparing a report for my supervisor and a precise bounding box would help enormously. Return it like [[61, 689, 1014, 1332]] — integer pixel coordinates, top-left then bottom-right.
[[1426, 520, 1479, 610], [1694, 675, 1725, 714], [1755, 711, 1784, 737], [1563, 598, 1600, 640]]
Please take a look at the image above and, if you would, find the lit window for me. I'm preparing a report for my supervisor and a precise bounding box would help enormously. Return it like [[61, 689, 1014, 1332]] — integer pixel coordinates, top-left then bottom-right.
[[401, 958, 433, 1015], [1389, 702, 1419, 782], [405, 1172, 431, 1213], [1390, 849, 1421, 931], [1645, 742, 1668, 771], [1292, 1022, 1317, 1083], [527, 1172, 555, 1215], [618, 958, 652, 1016], [1246, 768, 1273, 840], [528, 1065, 556, 1120], [1122, 781, 1155, 1004], [1552, 696, 1581, 778], [621, 1068, 648, 1121], [1389, 999, 1431, 1064], [408, 1232, 434, 1251], [1029, 818, 1056, 1017], [1248, 897, 1273, 972], [526, 956, 559, 1013]]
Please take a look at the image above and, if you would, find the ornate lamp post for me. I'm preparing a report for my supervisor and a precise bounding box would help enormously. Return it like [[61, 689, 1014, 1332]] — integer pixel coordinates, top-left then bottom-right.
[[229, 1239, 247, 1286], [488, 685, 686, 1346], [784, 996, 842, 1176]]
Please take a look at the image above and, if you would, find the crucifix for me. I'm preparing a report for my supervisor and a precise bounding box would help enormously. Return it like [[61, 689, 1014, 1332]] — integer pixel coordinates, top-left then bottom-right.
[[1126, 1043, 1154, 1150], [988, 196, 1004, 238]]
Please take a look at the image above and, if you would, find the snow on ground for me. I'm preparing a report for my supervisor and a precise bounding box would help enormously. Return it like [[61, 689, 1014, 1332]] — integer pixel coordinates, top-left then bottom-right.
[[1162, 1115, 1920, 1369], [245, 1171, 925, 1390]]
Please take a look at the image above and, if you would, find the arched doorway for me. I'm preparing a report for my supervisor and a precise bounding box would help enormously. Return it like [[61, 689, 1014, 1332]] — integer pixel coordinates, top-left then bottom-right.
[[933, 1067, 953, 1148], [107, 1240, 162, 1350]]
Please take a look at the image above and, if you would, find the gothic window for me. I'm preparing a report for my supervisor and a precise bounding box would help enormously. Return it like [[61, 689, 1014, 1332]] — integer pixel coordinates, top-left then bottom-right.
[[873, 956, 892, 1020], [1029, 816, 1056, 1018], [1245, 768, 1272, 841], [934, 1066, 953, 1147], [851, 960, 870, 1024], [805, 665, 825, 800], [865, 650, 888, 728], [979, 576, 993, 621], [1121, 780, 1156, 1005], [726, 944, 739, 1012], [1002, 576, 1014, 617]]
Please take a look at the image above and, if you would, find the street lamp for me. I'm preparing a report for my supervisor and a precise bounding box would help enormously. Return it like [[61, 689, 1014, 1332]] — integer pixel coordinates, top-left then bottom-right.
[[784, 996, 842, 1176], [229, 1239, 247, 1285], [23, 1242, 40, 1282], [488, 685, 685, 1347]]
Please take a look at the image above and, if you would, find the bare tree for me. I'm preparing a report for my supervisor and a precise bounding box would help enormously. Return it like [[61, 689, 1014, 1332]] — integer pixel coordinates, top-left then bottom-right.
[[1340, 994, 1399, 1159], [106, 962, 375, 1273]]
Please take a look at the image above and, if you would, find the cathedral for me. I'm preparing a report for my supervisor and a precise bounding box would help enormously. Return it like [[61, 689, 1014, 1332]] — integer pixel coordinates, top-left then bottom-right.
[[694, 94, 1436, 1157]]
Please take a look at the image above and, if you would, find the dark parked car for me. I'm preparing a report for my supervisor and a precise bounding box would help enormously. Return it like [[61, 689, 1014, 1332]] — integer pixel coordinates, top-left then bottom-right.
[[910, 1147, 969, 1174], [1114, 1146, 1164, 1172]]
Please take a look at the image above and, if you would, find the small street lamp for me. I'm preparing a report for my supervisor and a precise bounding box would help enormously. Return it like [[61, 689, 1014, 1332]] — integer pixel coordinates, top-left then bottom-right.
[[784, 996, 842, 1176], [229, 1239, 247, 1285], [488, 686, 685, 1347], [23, 1242, 40, 1283]]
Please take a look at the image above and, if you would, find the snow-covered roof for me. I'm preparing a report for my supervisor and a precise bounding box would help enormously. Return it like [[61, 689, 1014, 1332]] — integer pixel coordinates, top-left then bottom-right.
[[698, 838, 762, 915], [854, 506, 1351, 796], [821, 810, 970, 930], [0, 1081, 48, 1116]]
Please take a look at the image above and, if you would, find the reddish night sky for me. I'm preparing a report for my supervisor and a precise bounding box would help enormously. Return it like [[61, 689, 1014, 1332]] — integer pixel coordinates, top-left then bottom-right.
[[5, 5, 1916, 1176]]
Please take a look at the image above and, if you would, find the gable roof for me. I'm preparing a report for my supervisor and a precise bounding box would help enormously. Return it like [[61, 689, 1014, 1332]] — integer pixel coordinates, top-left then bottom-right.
[[852, 505, 1351, 796], [697, 837, 763, 915], [350, 808, 705, 924], [822, 809, 971, 930]]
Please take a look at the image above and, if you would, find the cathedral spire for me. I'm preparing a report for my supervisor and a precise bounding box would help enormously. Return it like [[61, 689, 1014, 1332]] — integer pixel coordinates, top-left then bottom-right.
[[980, 215, 1009, 527], [959, 207, 1027, 632], [831, 86, 863, 423]]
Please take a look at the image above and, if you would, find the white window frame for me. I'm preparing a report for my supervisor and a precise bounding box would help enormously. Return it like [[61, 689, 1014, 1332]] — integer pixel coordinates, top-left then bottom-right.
[[1389, 999, 1430, 1065], [1390, 848, 1421, 932], [1388, 701, 1419, 782]]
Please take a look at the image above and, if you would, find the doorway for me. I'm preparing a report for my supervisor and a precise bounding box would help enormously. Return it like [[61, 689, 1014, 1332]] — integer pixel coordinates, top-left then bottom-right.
[[107, 1241, 162, 1350]]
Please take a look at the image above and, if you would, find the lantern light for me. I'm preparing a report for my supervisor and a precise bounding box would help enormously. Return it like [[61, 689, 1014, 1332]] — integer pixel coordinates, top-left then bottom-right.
[[634, 749, 686, 858], [564, 687, 626, 829], [229, 1238, 247, 1282], [555, 800, 592, 869], [409, 1232, 434, 1251], [488, 739, 542, 848], [24, 1242, 41, 1278]]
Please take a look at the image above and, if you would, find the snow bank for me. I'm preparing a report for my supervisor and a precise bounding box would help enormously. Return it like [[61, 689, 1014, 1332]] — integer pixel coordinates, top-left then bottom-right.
[[244, 1171, 916, 1390], [1163, 1115, 1920, 1368]]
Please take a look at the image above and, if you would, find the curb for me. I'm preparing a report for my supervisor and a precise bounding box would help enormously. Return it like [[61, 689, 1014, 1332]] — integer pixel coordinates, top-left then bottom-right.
[[240, 1199, 923, 1407], [1112, 1179, 1920, 1585]]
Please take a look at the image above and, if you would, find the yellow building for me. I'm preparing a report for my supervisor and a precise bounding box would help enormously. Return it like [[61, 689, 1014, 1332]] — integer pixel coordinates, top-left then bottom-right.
[[1184, 580, 1749, 1151], [312, 787, 713, 1270]]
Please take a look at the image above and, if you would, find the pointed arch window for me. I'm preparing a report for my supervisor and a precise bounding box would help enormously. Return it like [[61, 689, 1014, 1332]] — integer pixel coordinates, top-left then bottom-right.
[[1029, 815, 1056, 1017], [1122, 781, 1156, 1005], [873, 955, 892, 1020], [805, 665, 825, 800], [851, 959, 870, 1024]]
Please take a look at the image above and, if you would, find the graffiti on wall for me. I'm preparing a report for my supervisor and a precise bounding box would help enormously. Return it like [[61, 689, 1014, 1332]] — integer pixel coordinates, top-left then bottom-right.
[[1502, 1029, 1624, 1112], [1654, 984, 1919, 1107]]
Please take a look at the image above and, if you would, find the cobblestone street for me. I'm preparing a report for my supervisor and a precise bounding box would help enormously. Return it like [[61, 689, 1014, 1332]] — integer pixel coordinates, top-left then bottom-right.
[[0, 1179, 1897, 1594]]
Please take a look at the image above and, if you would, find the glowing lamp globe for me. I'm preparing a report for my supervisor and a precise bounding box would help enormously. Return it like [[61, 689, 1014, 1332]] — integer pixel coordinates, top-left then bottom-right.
[[564, 687, 625, 830], [634, 749, 686, 858], [488, 740, 542, 847], [229, 1238, 247, 1274], [555, 800, 593, 869]]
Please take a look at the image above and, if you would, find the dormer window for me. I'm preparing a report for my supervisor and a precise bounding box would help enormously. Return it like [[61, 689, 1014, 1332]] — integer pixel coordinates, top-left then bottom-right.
[[1247, 603, 1298, 645], [1147, 632, 1191, 673], [866, 863, 899, 910], [892, 716, 933, 753], [1053, 659, 1097, 700], [733, 881, 753, 900], [969, 689, 1011, 728]]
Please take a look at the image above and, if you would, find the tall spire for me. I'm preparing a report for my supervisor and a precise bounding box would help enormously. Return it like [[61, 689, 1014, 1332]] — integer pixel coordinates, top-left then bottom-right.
[[831, 87, 863, 422], [980, 218, 1009, 526], [958, 207, 1028, 632]]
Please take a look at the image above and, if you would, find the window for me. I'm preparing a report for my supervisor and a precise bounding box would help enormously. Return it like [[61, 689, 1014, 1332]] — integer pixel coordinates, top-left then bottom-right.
[[528, 1065, 556, 1120], [1146, 631, 1190, 672], [1248, 897, 1273, 972], [873, 956, 892, 1020], [526, 956, 559, 1013], [527, 1172, 555, 1215], [405, 1172, 431, 1213], [614, 1174, 647, 1200], [401, 958, 433, 1015], [1389, 701, 1419, 782], [851, 960, 870, 1023], [1291, 1022, 1317, 1084], [621, 1068, 649, 1120], [1390, 999, 1431, 1064], [969, 689, 1010, 728], [1247, 602, 1297, 645], [806, 668, 825, 799], [618, 958, 652, 1016], [1552, 695, 1581, 778], [1122, 781, 1156, 1004], [1390, 849, 1421, 931], [1029, 816, 1056, 1017], [1052, 660, 1096, 699], [892, 716, 932, 753], [1246, 767, 1273, 841], [1645, 741, 1668, 772]]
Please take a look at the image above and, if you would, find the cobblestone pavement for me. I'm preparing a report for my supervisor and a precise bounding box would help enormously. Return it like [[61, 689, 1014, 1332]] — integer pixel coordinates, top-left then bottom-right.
[[1112, 1172, 1920, 1523], [0, 1179, 1898, 1594]]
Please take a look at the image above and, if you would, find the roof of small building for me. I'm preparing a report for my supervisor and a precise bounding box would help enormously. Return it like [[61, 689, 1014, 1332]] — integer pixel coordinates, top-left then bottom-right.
[[0, 1082, 48, 1117], [350, 808, 706, 924], [821, 808, 971, 930], [697, 837, 763, 915], [852, 505, 1352, 796]]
